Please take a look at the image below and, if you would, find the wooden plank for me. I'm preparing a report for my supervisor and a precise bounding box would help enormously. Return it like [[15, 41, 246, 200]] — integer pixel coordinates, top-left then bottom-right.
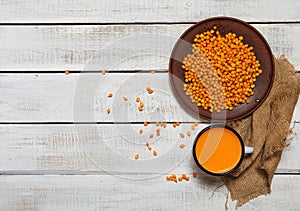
[[0, 73, 194, 122], [0, 123, 299, 173], [0, 0, 299, 23], [0, 24, 299, 71], [0, 175, 299, 210], [0, 73, 299, 123]]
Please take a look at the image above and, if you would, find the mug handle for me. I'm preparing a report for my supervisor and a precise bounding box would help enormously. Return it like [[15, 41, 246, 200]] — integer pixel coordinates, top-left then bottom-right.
[[245, 146, 254, 154]]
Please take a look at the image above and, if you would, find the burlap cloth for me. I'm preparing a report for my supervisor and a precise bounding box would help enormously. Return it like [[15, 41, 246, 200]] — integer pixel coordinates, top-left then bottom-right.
[[224, 55, 300, 206]]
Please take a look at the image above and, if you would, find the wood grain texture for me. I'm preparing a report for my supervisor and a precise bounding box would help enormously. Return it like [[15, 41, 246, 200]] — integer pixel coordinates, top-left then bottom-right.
[[0, 175, 299, 210], [0, 73, 299, 122], [0, 0, 299, 23], [0, 24, 299, 71], [0, 123, 299, 173]]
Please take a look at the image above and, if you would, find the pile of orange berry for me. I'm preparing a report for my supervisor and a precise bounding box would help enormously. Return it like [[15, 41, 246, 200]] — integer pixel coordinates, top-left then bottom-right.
[[182, 26, 262, 112]]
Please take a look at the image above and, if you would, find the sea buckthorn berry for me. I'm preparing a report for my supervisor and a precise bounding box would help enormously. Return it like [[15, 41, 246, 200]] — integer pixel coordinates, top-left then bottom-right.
[[187, 131, 191, 137], [146, 86, 154, 94], [191, 125, 196, 130]]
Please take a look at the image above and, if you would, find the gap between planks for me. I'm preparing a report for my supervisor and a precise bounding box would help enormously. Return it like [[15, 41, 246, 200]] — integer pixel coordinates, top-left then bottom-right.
[[1, 21, 300, 26], [0, 170, 299, 176], [0, 70, 299, 74], [0, 122, 299, 124], [0, 70, 168, 74]]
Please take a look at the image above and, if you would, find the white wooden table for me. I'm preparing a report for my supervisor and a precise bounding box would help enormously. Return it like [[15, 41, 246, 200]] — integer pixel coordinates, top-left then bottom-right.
[[0, 1, 299, 210]]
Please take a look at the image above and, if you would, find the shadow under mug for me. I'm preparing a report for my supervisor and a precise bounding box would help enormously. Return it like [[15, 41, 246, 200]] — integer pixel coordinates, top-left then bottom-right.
[[192, 124, 253, 176]]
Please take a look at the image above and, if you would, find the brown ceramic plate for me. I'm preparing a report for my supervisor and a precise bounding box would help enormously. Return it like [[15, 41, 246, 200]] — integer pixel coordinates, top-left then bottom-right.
[[169, 17, 275, 122]]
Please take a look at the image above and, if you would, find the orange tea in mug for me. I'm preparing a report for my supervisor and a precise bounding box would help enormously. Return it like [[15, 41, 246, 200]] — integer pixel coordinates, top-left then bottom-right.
[[193, 125, 253, 176]]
